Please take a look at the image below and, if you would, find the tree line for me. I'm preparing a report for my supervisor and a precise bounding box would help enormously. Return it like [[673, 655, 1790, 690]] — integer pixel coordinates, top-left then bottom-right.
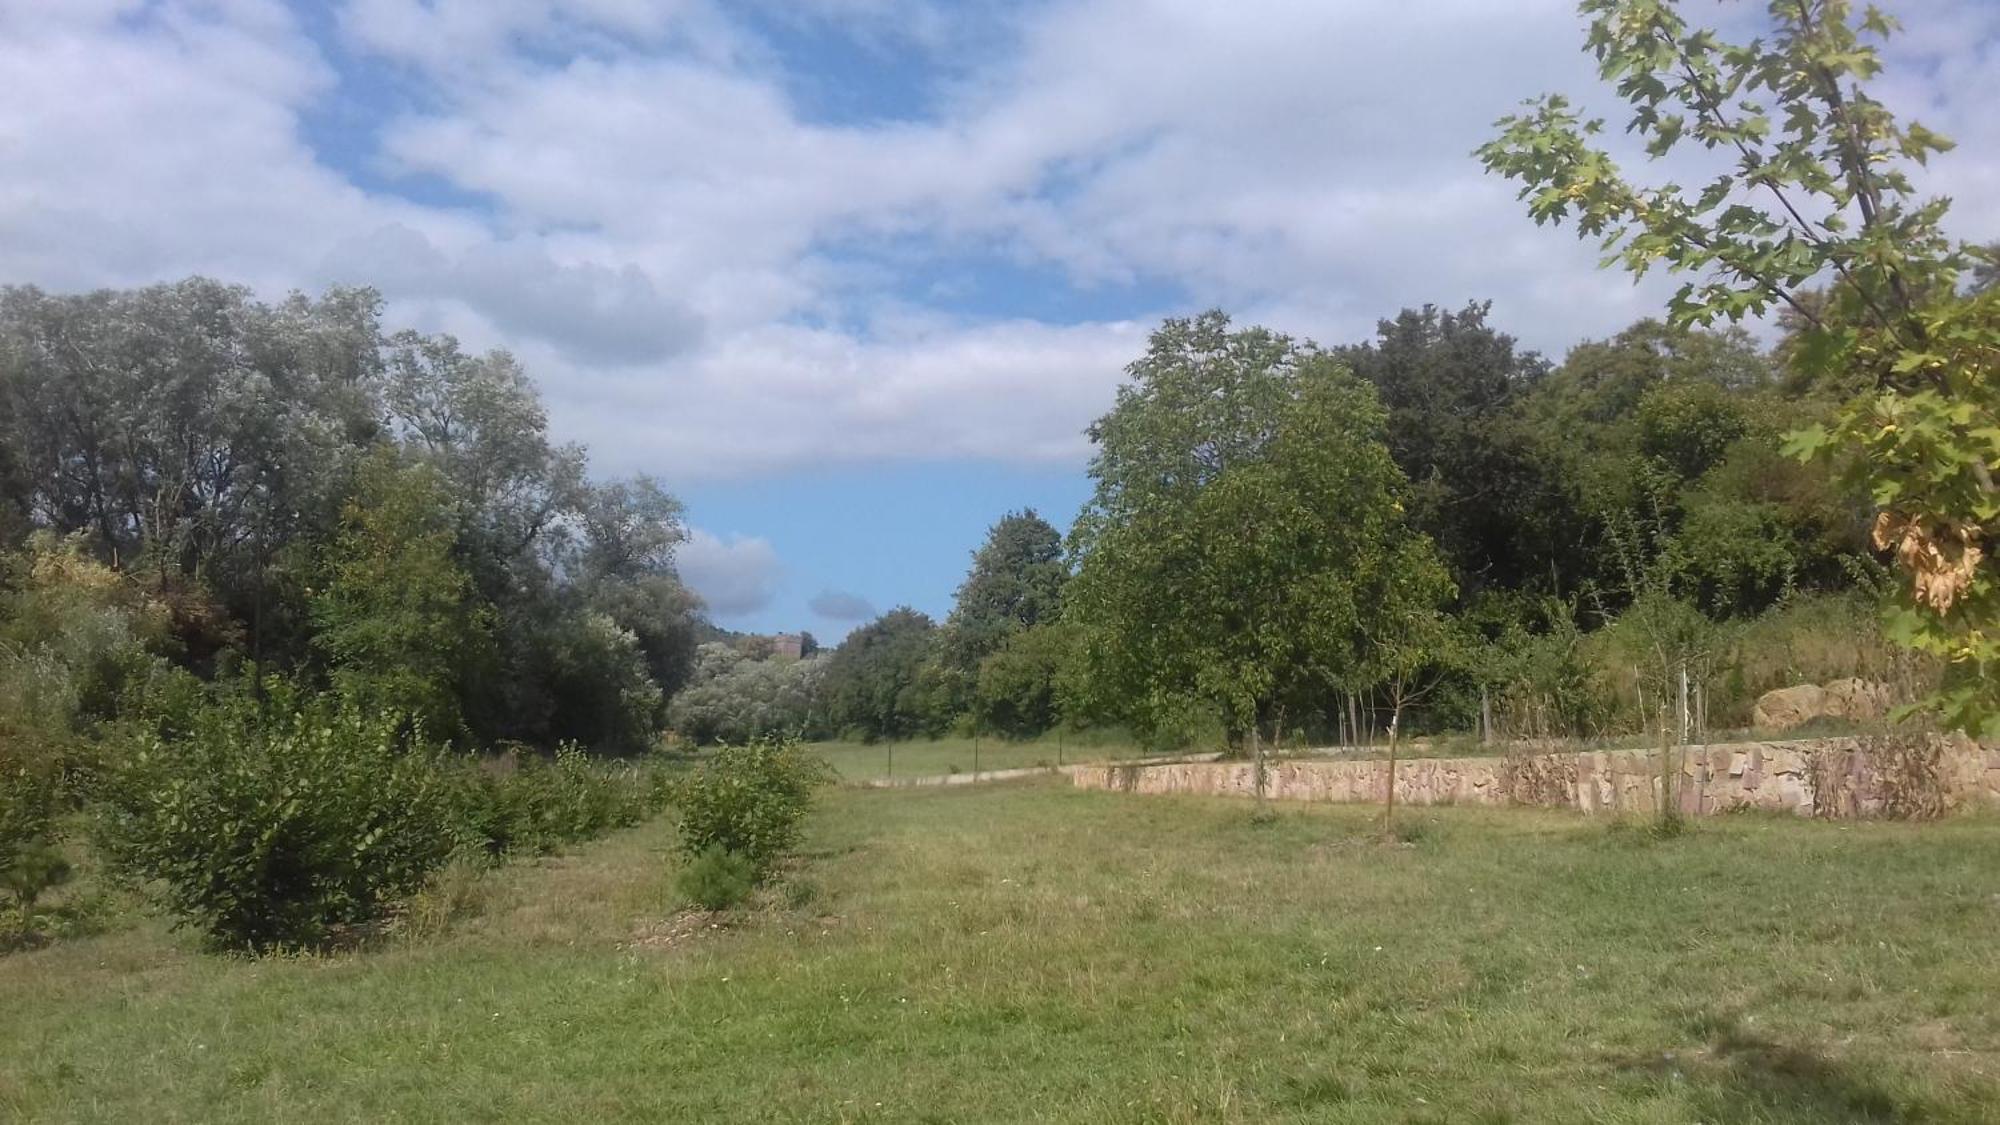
[[689, 301, 1888, 749], [696, 0, 2000, 752], [0, 278, 706, 758]]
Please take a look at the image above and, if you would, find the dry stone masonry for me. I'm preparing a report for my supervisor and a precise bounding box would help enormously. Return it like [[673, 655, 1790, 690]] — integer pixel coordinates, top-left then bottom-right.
[[1070, 735, 2000, 819]]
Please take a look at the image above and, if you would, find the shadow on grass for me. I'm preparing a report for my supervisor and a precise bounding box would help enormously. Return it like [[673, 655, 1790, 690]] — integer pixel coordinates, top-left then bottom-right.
[[1627, 1011, 1922, 1123]]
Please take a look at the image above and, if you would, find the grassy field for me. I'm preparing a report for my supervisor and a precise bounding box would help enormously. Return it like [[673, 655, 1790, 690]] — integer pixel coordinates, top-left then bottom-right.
[[7, 781, 2000, 1121], [806, 730, 1153, 780]]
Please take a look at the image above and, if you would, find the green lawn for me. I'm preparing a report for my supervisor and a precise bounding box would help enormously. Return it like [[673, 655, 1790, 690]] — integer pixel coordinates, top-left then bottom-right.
[[806, 731, 1150, 780], [7, 781, 2000, 1121]]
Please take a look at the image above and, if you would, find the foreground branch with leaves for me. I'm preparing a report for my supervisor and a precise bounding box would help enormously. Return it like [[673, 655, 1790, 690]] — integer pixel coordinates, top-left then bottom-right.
[[1479, 0, 1997, 736]]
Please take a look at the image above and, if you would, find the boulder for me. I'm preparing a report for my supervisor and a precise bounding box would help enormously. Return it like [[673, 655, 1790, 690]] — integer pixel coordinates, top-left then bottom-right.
[[1822, 678, 1892, 723], [1753, 684, 1827, 731]]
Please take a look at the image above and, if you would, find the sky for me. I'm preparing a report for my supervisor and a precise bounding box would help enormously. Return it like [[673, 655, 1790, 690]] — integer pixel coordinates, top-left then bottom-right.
[[2, 0, 1995, 637]]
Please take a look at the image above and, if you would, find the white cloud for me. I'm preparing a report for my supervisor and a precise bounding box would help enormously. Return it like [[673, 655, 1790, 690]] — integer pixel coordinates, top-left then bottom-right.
[[2, 0, 1994, 484], [676, 528, 781, 618], [533, 316, 1146, 478], [337, 0, 742, 79], [319, 224, 704, 363], [808, 589, 876, 622]]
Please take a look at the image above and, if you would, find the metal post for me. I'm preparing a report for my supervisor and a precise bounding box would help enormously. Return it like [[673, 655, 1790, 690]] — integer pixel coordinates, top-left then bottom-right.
[[974, 726, 981, 780]]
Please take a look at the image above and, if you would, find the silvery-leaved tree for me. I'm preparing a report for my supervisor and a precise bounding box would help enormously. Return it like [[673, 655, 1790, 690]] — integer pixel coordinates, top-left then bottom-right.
[[1477, 0, 1999, 738]]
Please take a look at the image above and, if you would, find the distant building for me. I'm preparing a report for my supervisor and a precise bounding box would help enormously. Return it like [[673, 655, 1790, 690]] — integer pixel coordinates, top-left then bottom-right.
[[770, 633, 804, 661]]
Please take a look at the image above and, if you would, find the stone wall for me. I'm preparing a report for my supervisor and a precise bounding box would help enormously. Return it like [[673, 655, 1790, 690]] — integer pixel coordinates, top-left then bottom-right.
[[1069, 736, 2000, 818]]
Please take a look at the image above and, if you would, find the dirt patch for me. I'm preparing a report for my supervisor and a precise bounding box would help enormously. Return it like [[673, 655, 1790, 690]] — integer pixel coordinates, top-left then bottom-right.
[[626, 909, 731, 951]]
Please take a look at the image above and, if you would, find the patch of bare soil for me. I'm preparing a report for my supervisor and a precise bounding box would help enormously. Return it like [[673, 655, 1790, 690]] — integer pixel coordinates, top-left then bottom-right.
[[626, 908, 730, 951]]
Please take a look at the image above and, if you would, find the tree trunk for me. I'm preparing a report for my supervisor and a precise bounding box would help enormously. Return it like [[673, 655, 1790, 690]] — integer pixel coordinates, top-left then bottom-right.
[[1383, 705, 1402, 840], [1250, 722, 1268, 815]]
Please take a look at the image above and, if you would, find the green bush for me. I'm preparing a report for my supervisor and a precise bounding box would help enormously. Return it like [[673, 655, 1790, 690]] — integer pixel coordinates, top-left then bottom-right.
[[677, 844, 758, 910], [0, 532, 181, 792], [675, 738, 830, 875], [1484, 608, 1615, 739], [0, 759, 71, 924], [453, 745, 660, 856], [100, 692, 460, 951]]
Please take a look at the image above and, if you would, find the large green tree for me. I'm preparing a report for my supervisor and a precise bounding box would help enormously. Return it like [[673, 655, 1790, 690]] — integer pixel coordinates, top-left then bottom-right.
[[1522, 319, 1863, 618], [972, 621, 1078, 740], [668, 642, 828, 745], [1336, 302, 1554, 600], [937, 509, 1068, 715], [1478, 0, 1995, 734], [0, 276, 710, 752], [820, 608, 945, 742], [571, 476, 702, 702], [0, 279, 382, 667], [1066, 312, 1455, 765], [309, 453, 493, 742]]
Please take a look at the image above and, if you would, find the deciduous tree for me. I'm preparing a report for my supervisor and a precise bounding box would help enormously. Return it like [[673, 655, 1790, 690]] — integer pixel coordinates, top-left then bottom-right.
[[1067, 312, 1455, 784], [937, 510, 1068, 713], [309, 452, 493, 742]]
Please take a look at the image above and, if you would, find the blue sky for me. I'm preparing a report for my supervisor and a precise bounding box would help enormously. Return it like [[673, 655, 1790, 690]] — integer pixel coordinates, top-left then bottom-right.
[[678, 462, 1093, 636], [3, 0, 1995, 637]]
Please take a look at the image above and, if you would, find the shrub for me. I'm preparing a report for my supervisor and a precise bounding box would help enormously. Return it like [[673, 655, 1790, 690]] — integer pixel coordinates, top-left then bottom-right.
[[453, 745, 659, 856], [0, 532, 179, 788], [1483, 607, 1615, 740], [0, 759, 70, 924], [675, 737, 830, 875], [677, 844, 757, 910], [100, 691, 460, 951]]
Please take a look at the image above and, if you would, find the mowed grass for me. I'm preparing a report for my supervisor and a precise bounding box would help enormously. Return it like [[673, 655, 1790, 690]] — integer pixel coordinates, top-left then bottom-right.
[[7, 783, 2000, 1122], [806, 731, 1151, 780]]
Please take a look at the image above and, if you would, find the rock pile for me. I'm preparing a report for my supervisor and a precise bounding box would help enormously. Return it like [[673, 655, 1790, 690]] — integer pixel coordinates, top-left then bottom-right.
[[1752, 678, 1892, 731]]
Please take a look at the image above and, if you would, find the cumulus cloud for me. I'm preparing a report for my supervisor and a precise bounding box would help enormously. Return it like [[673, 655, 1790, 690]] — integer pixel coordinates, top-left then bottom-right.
[[0, 1, 458, 294], [320, 225, 703, 364], [676, 528, 781, 618], [546, 316, 1147, 477], [808, 589, 877, 623], [3, 0, 1995, 483]]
